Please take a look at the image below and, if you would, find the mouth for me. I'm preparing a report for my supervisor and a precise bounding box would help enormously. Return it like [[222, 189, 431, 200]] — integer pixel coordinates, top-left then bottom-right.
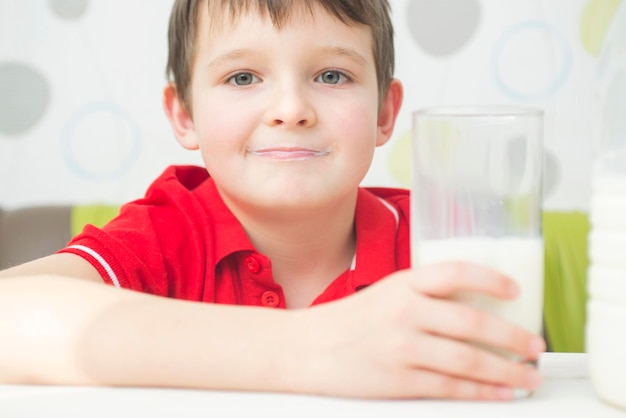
[[247, 145, 333, 161]]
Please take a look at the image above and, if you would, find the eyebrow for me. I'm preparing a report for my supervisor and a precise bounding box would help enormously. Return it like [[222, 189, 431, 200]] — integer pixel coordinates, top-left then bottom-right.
[[207, 48, 260, 69], [317, 46, 370, 67], [207, 46, 370, 69]]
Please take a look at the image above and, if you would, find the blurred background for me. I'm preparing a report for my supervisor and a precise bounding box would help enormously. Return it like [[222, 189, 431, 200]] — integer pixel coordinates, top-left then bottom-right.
[[0, 0, 619, 210], [0, 0, 623, 352]]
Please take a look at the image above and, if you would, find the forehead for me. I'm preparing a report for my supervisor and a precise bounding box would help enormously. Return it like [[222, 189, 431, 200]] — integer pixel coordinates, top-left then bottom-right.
[[190, 1, 375, 65], [187, 0, 378, 89]]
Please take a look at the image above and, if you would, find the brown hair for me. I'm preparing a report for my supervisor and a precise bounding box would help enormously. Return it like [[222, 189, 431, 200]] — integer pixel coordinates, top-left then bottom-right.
[[166, 0, 394, 114]]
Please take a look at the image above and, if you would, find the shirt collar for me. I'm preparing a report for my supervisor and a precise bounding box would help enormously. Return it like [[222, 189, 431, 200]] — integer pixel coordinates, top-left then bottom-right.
[[195, 177, 402, 287], [195, 177, 256, 262], [350, 187, 402, 289]]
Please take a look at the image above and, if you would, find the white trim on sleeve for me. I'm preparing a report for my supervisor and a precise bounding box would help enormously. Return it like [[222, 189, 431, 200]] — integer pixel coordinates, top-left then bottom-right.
[[377, 197, 400, 228], [67, 244, 121, 288]]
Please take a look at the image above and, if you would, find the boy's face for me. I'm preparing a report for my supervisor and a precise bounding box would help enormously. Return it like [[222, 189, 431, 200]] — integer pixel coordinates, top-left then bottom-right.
[[165, 3, 401, 214]]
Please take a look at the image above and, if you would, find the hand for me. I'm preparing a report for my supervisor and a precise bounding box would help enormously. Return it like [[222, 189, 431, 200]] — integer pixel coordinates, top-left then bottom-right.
[[288, 262, 545, 400]]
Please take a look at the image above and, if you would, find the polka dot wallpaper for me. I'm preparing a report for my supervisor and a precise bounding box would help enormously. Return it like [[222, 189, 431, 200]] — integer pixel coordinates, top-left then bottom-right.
[[0, 0, 623, 211]]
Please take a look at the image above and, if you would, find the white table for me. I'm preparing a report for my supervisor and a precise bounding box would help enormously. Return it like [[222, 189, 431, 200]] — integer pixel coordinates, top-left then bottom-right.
[[0, 353, 623, 417]]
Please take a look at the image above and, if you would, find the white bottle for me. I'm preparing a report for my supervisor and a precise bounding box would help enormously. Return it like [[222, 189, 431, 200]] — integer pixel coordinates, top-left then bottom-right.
[[587, 1, 626, 410]]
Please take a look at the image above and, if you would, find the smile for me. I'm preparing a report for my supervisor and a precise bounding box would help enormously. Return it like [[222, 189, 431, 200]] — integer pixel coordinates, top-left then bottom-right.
[[247, 145, 333, 161]]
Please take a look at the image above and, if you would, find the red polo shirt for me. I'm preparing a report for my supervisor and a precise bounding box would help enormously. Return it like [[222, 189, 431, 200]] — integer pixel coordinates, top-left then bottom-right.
[[59, 165, 410, 308]]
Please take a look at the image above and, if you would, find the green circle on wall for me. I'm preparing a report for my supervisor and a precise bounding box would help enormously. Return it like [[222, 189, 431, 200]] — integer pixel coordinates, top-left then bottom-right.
[[580, 0, 623, 56], [388, 130, 412, 187]]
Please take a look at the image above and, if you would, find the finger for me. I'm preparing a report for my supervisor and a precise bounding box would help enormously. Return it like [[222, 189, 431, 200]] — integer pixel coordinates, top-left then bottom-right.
[[403, 333, 542, 391], [416, 297, 546, 360], [402, 368, 519, 401], [411, 261, 519, 300]]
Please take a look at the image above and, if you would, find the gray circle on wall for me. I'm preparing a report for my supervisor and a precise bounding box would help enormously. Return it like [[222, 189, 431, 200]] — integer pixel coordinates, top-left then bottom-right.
[[48, 0, 89, 20], [0, 62, 51, 136], [543, 151, 560, 200], [407, 0, 481, 57]]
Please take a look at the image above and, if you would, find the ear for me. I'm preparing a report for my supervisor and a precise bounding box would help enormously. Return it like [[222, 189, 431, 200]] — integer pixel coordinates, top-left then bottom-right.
[[163, 83, 199, 150], [376, 78, 403, 147]]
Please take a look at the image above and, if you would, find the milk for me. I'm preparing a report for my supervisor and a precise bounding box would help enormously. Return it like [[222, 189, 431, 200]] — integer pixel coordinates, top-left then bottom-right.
[[587, 174, 626, 410], [413, 237, 544, 335]]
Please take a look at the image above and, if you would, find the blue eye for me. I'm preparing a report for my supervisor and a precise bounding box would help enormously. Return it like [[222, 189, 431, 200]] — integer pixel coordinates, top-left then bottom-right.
[[317, 70, 348, 85], [229, 72, 258, 86]]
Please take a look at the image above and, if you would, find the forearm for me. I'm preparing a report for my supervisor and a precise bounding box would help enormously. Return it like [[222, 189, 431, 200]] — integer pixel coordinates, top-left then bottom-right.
[[0, 267, 545, 400], [0, 275, 305, 392]]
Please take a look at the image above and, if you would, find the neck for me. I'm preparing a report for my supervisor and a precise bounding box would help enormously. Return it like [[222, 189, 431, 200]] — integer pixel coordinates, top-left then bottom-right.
[[225, 193, 358, 308]]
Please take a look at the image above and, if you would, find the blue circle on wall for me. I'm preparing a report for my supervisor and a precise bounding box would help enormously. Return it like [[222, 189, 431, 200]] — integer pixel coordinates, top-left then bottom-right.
[[491, 21, 572, 101], [61, 101, 141, 181]]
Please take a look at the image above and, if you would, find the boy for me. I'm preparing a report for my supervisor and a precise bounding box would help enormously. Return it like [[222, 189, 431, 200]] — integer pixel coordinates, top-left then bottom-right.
[[0, 0, 544, 400]]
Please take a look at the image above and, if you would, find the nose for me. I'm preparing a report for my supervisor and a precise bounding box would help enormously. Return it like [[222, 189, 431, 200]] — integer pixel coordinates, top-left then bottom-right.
[[263, 82, 317, 128]]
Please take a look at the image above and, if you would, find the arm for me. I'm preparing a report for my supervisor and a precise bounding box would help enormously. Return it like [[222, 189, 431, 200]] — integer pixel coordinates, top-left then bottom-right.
[[0, 256, 544, 400], [0, 271, 301, 391], [0, 253, 105, 283], [0, 254, 300, 390]]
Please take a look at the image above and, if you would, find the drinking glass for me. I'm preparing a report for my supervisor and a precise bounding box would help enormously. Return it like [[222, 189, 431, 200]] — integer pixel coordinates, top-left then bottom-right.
[[411, 105, 544, 358]]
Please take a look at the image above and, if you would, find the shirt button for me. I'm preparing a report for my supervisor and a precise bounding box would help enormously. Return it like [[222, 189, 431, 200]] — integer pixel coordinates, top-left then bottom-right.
[[245, 256, 262, 274], [261, 291, 280, 307]]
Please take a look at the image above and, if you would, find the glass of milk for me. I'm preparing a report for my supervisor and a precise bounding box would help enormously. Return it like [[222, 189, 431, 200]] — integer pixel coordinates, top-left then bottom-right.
[[411, 106, 544, 358]]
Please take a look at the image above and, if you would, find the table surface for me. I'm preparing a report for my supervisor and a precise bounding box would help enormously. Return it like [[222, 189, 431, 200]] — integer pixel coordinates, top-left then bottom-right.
[[0, 353, 624, 417]]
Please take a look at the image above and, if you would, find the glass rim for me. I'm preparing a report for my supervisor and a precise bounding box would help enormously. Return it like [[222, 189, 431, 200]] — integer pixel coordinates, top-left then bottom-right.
[[413, 105, 543, 118]]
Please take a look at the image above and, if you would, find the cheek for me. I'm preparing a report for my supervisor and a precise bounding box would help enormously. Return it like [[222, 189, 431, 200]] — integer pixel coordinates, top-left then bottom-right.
[[193, 101, 253, 152], [198, 102, 236, 136], [335, 100, 380, 148]]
